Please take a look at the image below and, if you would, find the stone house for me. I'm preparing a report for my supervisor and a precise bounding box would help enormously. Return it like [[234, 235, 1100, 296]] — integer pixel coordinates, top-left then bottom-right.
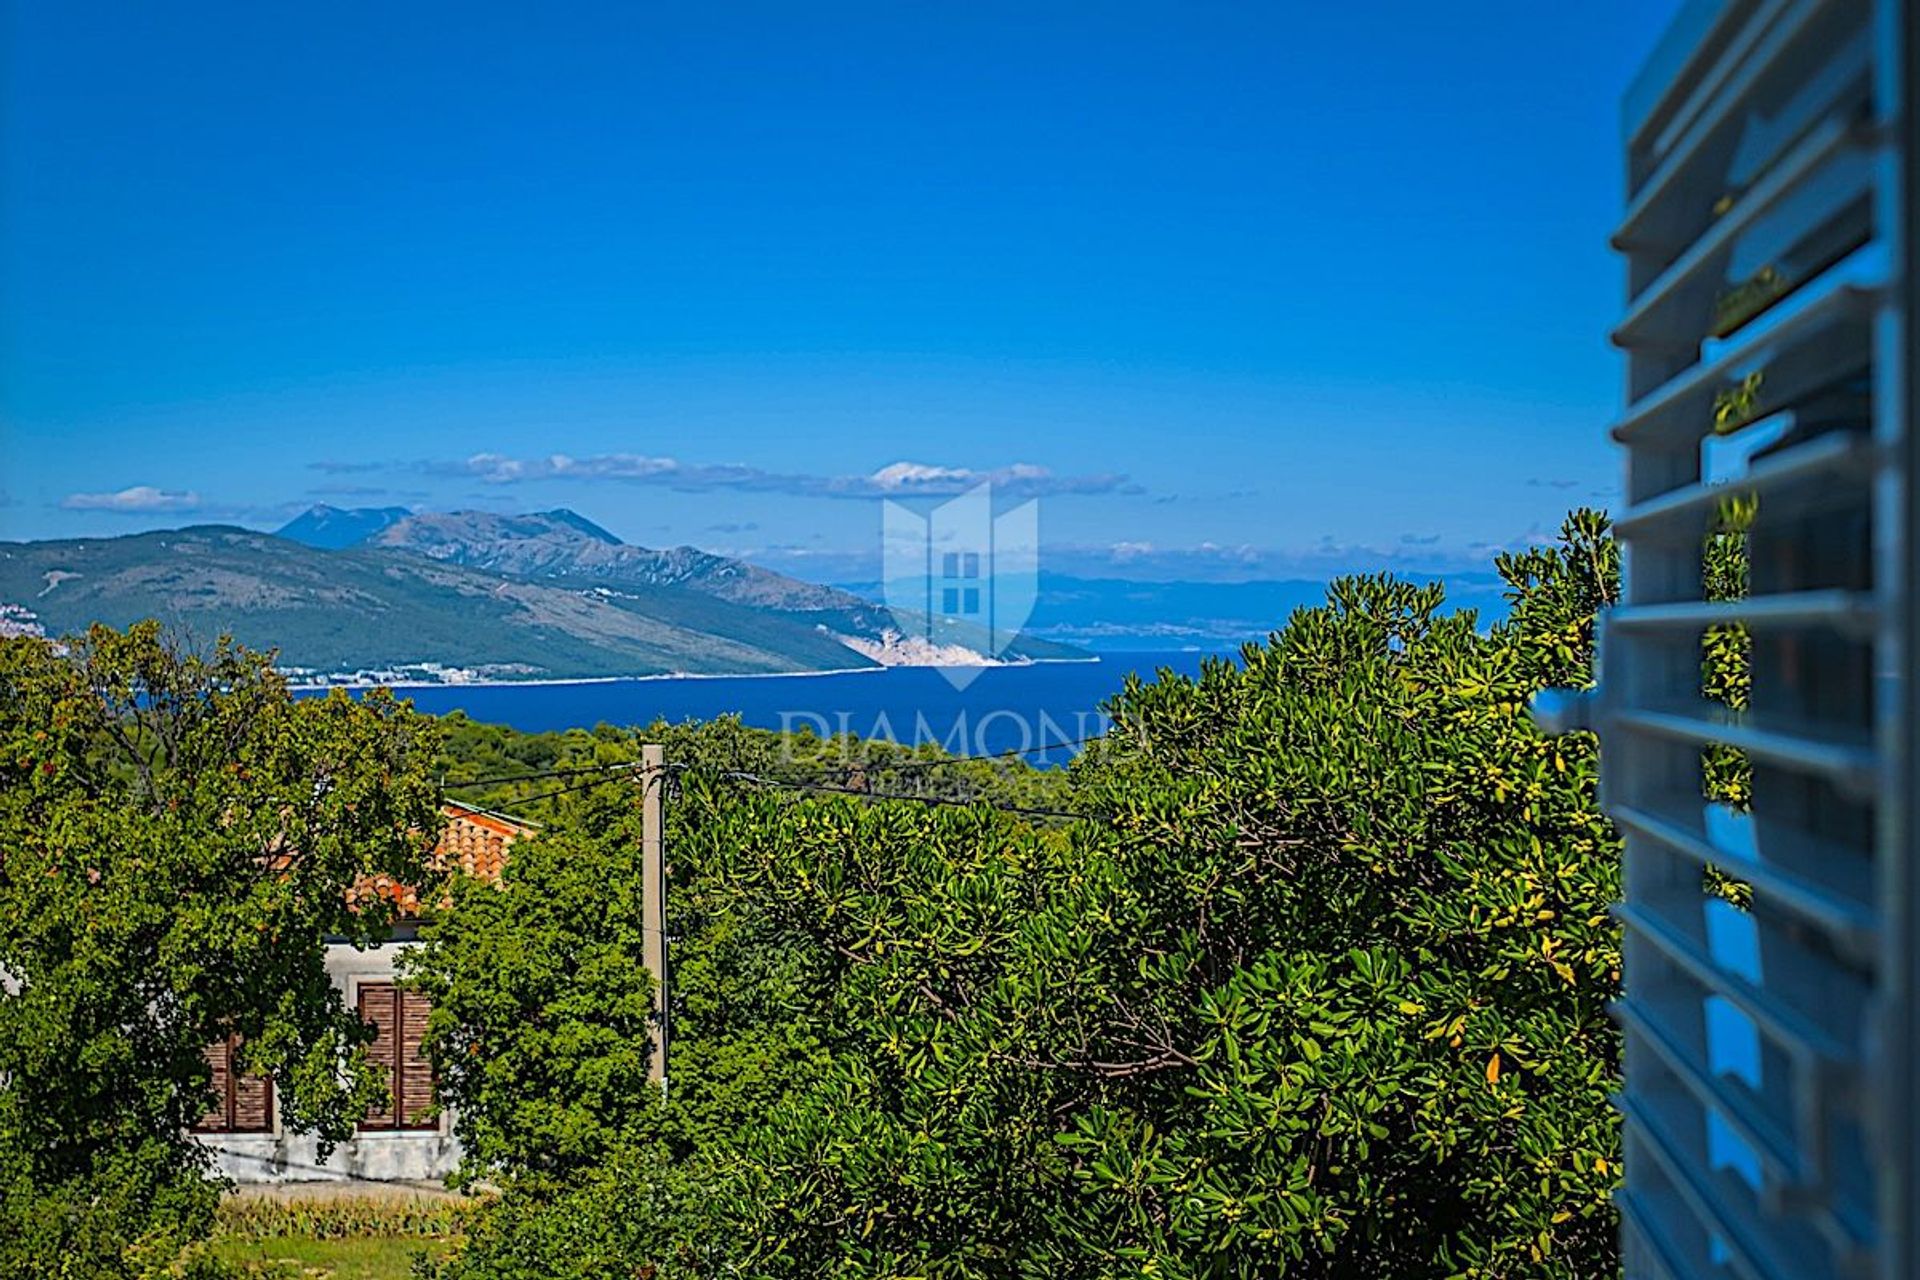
[[194, 800, 529, 1186]]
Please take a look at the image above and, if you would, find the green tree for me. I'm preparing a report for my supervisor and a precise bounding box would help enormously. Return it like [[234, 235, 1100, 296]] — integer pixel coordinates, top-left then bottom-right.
[[675, 514, 1622, 1277], [404, 819, 663, 1184], [423, 511, 1627, 1279], [0, 623, 443, 1278]]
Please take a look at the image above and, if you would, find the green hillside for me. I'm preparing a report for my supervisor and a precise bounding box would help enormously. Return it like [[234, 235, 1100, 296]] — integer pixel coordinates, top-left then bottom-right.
[[0, 526, 878, 679]]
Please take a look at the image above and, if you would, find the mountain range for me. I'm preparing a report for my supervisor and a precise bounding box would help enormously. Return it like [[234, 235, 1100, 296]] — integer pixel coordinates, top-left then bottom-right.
[[0, 504, 1513, 682], [367, 509, 886, 632], [0, 507, 1075, 682]]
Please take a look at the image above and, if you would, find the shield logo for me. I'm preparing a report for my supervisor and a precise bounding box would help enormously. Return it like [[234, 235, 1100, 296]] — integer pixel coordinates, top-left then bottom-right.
[[881, 483, 1039, 689]]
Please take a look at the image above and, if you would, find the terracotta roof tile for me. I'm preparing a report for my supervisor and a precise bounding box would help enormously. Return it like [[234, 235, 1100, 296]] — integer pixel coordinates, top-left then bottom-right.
[[345, 801, 534, 915], [430, 801, 530, 884]]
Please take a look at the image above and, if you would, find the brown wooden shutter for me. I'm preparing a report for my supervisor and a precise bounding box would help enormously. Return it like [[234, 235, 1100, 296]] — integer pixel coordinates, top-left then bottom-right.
[[358, 983, 400, 1130], [399, 989, 436, 1128], [193, 1036, 273, 1133], [358, 982, 437, 1131], [232, 1060, 273, 1131], [194, 1040, 233, 1132]]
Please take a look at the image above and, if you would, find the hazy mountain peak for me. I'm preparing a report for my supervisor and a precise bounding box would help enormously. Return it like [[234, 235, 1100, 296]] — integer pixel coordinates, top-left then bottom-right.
[[537, 508, 622, 544], [368, 508, 901, 629], [378, 508, 625, 551], [276, 504, 412, 550]]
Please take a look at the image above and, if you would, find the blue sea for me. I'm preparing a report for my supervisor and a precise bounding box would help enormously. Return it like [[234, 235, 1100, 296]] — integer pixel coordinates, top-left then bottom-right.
[[362, 649, 1236, 757]]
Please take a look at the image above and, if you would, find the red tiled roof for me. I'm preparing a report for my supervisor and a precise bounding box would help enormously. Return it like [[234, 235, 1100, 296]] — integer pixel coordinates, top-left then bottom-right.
[[430, 801, 528, 883], [347, 801, 534, 916]]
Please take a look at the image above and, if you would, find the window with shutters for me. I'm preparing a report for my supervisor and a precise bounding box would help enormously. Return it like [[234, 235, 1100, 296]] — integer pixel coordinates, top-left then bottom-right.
[[193, 1035, 274, 1134], [1531, 2, 1916, 1276], [356, 982, 438, 1132]]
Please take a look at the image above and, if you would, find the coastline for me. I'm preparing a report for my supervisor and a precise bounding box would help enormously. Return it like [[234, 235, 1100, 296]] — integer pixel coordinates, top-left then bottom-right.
[[289, 653, 1103, 692]]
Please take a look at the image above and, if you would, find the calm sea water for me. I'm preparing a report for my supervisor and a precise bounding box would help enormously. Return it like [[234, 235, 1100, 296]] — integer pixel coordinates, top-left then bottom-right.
[[356, 649, 1234, 756]]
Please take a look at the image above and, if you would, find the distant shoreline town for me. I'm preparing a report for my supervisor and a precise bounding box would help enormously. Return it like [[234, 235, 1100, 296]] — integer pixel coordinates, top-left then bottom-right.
[[279, 652, 1102, 691]]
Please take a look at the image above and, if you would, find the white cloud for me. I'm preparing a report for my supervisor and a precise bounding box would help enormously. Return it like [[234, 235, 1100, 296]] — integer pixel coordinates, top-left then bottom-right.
[[866, 461, 975, 491], [427, 453, 1138, 499], [60, 485, 202, 513]]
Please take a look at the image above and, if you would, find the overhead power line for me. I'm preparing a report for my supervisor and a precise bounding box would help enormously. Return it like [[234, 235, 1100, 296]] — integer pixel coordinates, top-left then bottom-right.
[[869, 732, 1108, 773], [444, 731, 1110, 792], [477, 762, 682, 812], [709, 768, 1088, 822], [461, 760, 1093, 824], [444, 759, 651, 789]]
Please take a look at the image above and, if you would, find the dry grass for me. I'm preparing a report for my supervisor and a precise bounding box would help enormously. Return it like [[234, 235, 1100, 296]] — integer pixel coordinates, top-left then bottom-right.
[[206, 1192, 481, 1279]]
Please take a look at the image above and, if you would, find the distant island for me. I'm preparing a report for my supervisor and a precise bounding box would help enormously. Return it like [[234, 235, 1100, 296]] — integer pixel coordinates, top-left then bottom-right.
[[0, 506, 1083, 684]]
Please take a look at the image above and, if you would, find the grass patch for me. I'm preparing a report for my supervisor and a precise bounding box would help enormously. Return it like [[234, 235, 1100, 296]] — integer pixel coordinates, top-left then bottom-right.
[[210, 1233, 443, 1280], [204, 1194, 479, 1279]]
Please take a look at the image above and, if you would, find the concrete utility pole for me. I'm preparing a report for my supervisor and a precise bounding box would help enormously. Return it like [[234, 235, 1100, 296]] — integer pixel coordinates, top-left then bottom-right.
[[640, 743, 668, 1097]]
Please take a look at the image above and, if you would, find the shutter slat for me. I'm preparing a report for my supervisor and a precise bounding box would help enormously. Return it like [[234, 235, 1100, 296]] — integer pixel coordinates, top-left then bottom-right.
[[1614, 430, 1877, 541]]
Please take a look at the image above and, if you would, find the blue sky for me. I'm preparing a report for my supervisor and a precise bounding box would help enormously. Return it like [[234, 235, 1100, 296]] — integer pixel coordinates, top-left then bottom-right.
[[1, 1, 1681, 583]]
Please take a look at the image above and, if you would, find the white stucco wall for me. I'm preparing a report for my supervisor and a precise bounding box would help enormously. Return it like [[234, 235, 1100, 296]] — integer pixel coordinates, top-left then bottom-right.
[[195, 940, 463, 1187]]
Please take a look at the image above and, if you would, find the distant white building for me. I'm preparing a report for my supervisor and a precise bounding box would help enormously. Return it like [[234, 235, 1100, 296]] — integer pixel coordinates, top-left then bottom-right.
[[194, 802, 529, 1186]]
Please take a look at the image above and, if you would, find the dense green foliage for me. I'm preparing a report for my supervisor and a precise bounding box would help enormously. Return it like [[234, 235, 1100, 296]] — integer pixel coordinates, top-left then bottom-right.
[[0, 624, 443, 1278], [408, 816, 662, 1182], [414, 512, 1628, 1278], [435, 711, 1078, 824]]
